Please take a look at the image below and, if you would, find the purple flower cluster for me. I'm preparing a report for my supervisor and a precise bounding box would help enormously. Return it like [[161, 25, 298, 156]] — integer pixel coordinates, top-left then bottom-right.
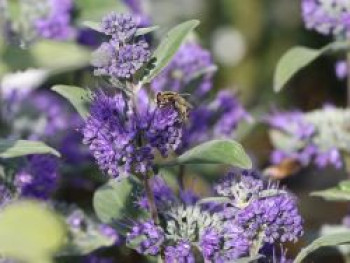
[[216, 170, 303, 244], [266, 109, 344, 169], [127, 170, 303, 261], [235, 194, 303, 244], [14, 155, 59, 199], [82, 91, 184, 178], [82, 255, 114, 263], [126, 220, 165, 255], [301, 0, 350, 37], [34, 0, 75, 40], [92, 13, 151, 80], [152, 42, 215, 98], [165, 241, 195, 263]]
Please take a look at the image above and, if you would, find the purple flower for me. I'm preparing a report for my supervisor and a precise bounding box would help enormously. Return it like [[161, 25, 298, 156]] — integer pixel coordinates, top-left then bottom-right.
[[92, 40, 151, 79], [164, 241, 195, 263], [99, 224, 120, 244], [211, 90, 251, 137], [82, 91, 153, 178], [179, 189, 199, 205], [126, 220, 165, 256], [235, 194, 304, 244], [82, 255, 114, 263], [218, 222, 250, 261], [301, 0, 350, 37], [34, 0, 75, 40], [14, 155, 59, 199], [100, 13, 138, 42], [147, 106, 183, 157], [336, 60, 348, 79], [151, 42, 215, 98], [82, 91, 184, 178], [199, 227, 221, 261], [265, 110, 315, 140]]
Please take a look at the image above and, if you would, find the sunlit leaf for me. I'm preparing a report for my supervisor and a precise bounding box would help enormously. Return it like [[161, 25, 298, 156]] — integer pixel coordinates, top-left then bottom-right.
[[51, 85, 92, 120], [311, 180, 350, 201], [93, 178, 141, 226], [273, 41, 350, 92], [143, 20, 200, 83], [160, 140, 252, 169], [294, 232, 350, 263], [0, 140, 60, 158], [1, 41, 91, 76], [0, 201, 66, 263]]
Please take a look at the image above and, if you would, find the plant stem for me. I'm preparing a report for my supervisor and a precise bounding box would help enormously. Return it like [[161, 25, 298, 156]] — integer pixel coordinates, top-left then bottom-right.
[[178, 165, 185, 190], [143, 173, 160, 225]]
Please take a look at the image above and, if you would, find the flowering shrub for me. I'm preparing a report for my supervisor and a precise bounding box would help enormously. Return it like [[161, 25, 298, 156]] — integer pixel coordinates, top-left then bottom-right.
[[1, 1, 350, 263]]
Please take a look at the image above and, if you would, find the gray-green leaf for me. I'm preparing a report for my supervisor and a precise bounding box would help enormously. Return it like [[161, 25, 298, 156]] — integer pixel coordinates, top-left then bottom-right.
[[93, 178, 140, 225], [160, 140, 252, 169], [143, 20, 200, 83], [51, 85, 92, 120], [135, 26, 160, 36], [0, 140, 60, 158], [82, 21, 101, 32], [273, 41, 350, 92], [311, 181, 350, 201], [294, 232, 350, 263], [1, 41, 90, 76]]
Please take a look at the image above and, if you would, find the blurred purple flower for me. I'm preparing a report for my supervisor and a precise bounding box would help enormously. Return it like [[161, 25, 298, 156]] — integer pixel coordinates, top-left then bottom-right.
[[301, 0, 350, 37], [335, 60, 348, 79], [152, 42, 215, 98], [14, 155, 59, 199], [34, 0, 75, 40]]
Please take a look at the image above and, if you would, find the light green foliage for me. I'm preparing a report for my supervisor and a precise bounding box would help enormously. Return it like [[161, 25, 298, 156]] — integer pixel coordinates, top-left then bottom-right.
[[143, 20, 200, 83], [51, 85, 92, 120], [0, 201, 66, 263], [160, 139, 252, 169], [0, 139, 60, 158], [294, 231, 350, 263], [311, 180, 350, 201], [274, 41, 350, 92]]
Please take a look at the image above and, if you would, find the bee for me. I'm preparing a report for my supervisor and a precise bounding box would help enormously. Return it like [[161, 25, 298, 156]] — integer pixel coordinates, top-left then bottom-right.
[[156, 91, 193, 121], [263, 158, 302, 180]]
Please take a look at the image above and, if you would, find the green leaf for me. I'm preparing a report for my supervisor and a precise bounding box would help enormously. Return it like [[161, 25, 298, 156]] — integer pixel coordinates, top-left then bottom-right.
[[75, 0, 126, 23], [93, 178, 140, 225], [82, 21, 101, 32], [0, 201, 66, 263], [273, 41, 350, 92], [311, 180, 350, 201], [235, 255, 262, 263], [161, 140, 252, 169], [143, 20, 200, 83], [51, 85, 92, 120], [1, 41, 91, 76], [197, 197, 231, 205], [135, 26, 160, 36], [294, 232, 350, 263], [0, 140, 60, 158]]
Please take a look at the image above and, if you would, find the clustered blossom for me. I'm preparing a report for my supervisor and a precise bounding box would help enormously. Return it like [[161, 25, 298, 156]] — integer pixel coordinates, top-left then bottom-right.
[[301, 0, 350, 37], [34, 0, 75, 40], [266, 107, 350, 169], [126, 169, 303, 262], [92, 13, 151, 80], [82, 91, 184, 178], [126, 220, 165, 255], [14, 155, 59, 199]]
